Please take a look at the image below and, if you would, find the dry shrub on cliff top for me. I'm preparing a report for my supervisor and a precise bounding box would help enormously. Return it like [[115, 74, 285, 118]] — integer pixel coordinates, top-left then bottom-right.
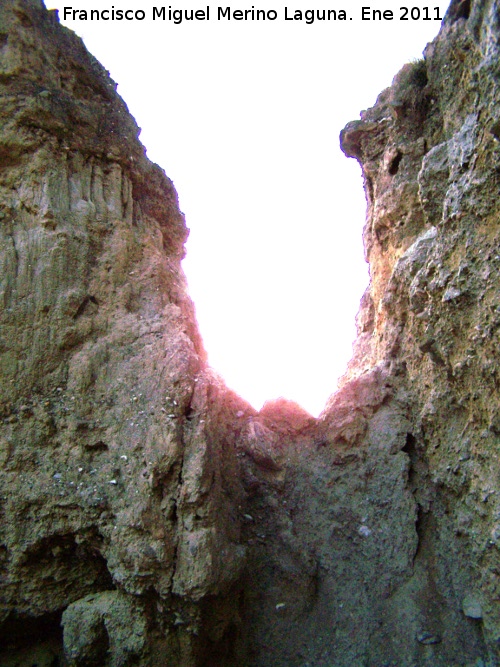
[[390, 59, 429, 118]]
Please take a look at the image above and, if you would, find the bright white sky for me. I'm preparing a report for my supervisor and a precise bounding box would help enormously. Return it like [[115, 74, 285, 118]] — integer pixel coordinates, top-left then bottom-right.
[[53, 1, 450, 416]]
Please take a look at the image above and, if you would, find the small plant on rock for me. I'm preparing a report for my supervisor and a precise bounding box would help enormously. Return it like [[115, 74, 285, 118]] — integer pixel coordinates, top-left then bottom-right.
[[390, 59, 429, 118]]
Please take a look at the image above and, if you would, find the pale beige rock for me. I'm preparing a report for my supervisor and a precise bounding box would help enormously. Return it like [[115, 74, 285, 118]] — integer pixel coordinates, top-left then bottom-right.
[[0, 1, 247, 664]]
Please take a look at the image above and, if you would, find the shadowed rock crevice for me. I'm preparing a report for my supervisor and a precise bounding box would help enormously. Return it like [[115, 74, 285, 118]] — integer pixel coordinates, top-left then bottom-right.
[[0, 610, 65, 667], [1, 0, 500, 665]]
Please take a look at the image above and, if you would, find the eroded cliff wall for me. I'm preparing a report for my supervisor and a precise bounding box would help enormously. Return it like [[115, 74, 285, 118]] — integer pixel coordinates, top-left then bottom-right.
[[1, 0, 500, 666], [0, 1, 252, 664], [338, 0, 500, 661]]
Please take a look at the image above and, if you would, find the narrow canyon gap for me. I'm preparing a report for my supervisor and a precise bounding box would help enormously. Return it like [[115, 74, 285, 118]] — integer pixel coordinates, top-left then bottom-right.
[[1, 0, 500, 666], [54, 0, 450, 417]]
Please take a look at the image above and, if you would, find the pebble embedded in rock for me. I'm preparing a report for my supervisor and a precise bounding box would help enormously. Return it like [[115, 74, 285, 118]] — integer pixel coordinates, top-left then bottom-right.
[[462, 594, 482, 619], [417, 631, 442, 645]]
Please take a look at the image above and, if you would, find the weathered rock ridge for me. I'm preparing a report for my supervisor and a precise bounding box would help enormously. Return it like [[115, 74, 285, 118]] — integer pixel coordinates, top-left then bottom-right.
[[1, 0, 500, 665]]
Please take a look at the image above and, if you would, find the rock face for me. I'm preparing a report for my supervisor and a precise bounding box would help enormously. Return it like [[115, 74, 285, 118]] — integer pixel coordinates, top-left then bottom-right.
[[336, 1, 500, 663], [1, 0, 500, 665], [0, 1, 251, 664]]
